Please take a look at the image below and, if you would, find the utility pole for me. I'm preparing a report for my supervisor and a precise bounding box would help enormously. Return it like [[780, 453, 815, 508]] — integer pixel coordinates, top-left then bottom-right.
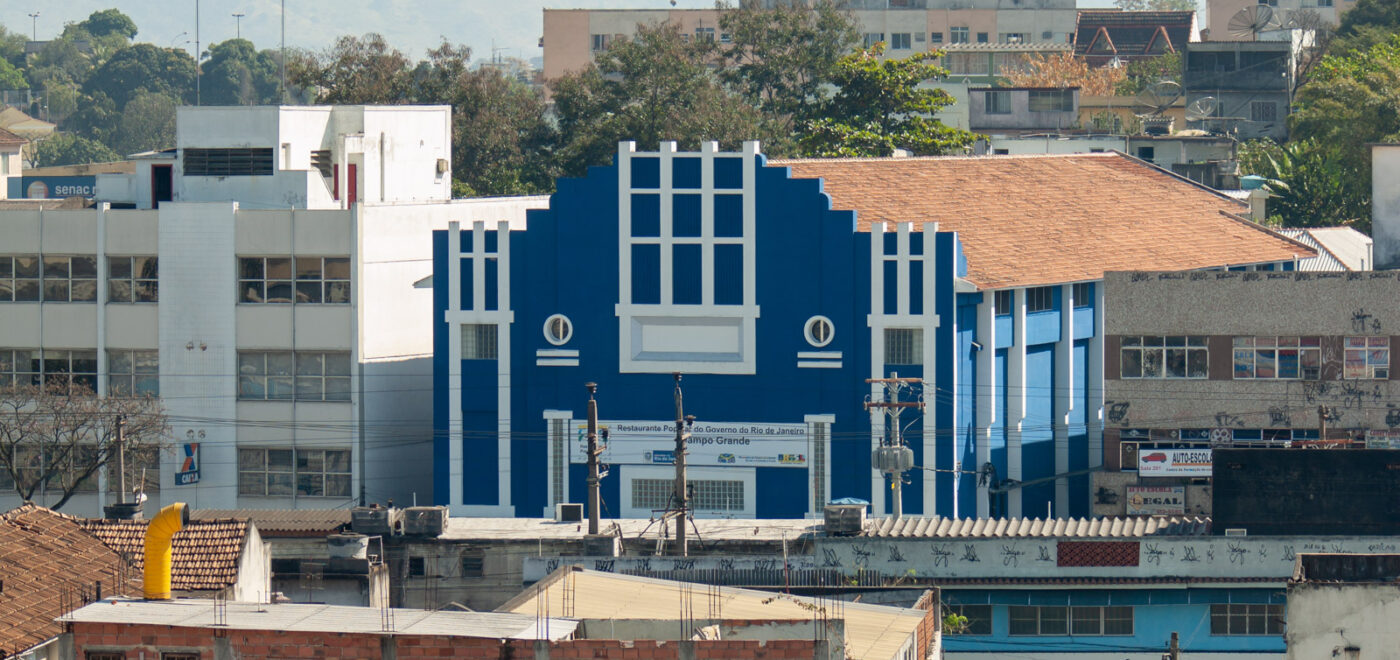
[[865, 374, 922, 519], [1161, 631, 1180, 660], [115, 415, 127, 505], [1318, 405, 1333, 445], [279, 0, 287, 103], [585, 382, 602, 536], [673, 373, 692, 557], [194, 0, 202, 106]]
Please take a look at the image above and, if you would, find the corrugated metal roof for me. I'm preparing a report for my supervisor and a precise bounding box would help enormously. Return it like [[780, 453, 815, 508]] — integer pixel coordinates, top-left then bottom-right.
[[1278, 227, 1373, 272], [498, 568, 927, 660], [940, 42, 1071, 52], [861, 516, 1211, 538], [64, 598, 577, 639], [440, 517, 820, 541], [191, 508, 350, 536]]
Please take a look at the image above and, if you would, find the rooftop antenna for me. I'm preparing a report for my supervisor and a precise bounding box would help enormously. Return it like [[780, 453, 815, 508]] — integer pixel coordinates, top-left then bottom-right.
[[1185, 96, 1219, 129], [1227, 5, 1281, 40], [1133, 80, 1182, 136]]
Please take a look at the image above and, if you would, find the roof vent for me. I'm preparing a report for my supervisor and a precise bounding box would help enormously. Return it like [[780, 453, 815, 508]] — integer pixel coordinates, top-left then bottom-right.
[[824, 501, 868, 536]]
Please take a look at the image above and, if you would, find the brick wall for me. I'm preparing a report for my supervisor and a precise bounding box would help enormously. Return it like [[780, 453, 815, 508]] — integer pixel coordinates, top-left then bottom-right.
[[70, 622, 824, 660]]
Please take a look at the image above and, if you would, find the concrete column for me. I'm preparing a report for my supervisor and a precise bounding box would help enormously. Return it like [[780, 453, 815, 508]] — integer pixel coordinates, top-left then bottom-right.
[[1087, 282, 1106, 470], [1006, 288, 1027, 518], [974, 296, 995, 518], [1054, 284, 1074, 515]]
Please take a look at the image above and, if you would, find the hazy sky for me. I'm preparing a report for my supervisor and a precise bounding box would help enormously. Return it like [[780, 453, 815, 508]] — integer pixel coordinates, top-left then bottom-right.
[[2, 0, 1121, 64]]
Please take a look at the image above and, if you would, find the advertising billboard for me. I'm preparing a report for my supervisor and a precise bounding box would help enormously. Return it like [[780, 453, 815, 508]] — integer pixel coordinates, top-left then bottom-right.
[[1137, 448, 1211, 477], [573, 420, 808, 468], [1126, 486, 1186, 515]]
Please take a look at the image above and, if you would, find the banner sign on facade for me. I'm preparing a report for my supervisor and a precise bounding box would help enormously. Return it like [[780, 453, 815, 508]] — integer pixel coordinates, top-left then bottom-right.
[[1137, 448, 1211, 477], [175, 443, 200, 485], [1126, 486, 1186, 515], [574, 420, 808, 468]]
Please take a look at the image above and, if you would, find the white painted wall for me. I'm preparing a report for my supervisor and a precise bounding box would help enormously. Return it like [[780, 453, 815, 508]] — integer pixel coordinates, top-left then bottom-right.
[[1371, 145, 1400, 269], [1286, 582, 1400, 659]]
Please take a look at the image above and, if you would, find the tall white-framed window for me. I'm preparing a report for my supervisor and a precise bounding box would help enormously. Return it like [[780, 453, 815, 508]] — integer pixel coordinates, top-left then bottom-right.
[[544, 411, 573, 510], [806, 414, 835, 515], [616, 142, 759, 374]]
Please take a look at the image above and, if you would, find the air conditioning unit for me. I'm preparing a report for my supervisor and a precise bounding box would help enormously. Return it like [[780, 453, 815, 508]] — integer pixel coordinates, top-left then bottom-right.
[[436, 158, 450, 174], [1224, 528, 1248, 537], [555, 502, 583, 522], [402, 506, 449, 537]]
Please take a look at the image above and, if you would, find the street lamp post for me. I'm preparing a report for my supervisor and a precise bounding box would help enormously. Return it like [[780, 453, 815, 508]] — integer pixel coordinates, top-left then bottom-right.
[[232, 13, 245, 39], [27, 12, 39, 41]]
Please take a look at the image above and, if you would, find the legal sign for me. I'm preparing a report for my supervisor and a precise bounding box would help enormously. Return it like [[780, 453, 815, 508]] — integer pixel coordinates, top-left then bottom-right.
[[574, 420, 808, 468], [1138, 448, 1212, 477], [1127, 486, 1186, 515]]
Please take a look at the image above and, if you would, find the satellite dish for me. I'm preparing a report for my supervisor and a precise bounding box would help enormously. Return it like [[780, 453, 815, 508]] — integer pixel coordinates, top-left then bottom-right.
[[1134, 80, 1182, 118], [1186, 96, 1219, 122], [1228, 5, 1281, 39]]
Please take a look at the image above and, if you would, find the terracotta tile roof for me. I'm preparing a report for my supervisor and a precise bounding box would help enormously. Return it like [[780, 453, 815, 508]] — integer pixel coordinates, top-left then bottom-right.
[[0, 504, 140, 657], [772, 153, 1315, 290], [0, 126, 25, 146], [861, 515, 1211, 538], [191, 508, 349, 537], [78, 517, 251, 592]]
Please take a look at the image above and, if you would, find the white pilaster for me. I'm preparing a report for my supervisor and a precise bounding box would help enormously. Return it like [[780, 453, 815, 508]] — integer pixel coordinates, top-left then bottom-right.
[[1007, 288, 1027, 518], [868, 222, 886, 516], [495, 219, 513, 514], [974, 296, 995, 518], [1087, 282, 1105, 470], [446, 221, 463, 509], [1054, 284, 1074, 515], [920, 223, 938, 517]]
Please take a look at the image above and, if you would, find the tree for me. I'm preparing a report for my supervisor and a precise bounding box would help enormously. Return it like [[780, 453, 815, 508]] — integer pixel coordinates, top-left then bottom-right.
[[0, 57, 25, 90], [798, 43, 977, 157], [0, 382, 168, 511], [717, 0, 859, 142], [82, 43, 195, 109], [110, 92, 178, 156], [1114, 51, 1182, 95], [77, 9, 139, 40], [1113, 0, 1196, 10], [25, 37, 94, 91], [202, 39, 282, 105], [1288, 34, 1400, 232], [1001, 51, 1126, 96], [1241, 138, 1369, 231], [412, 42, 557, 196], [311, 33, 414, 104], [30, 132, 120, 167], [551, 22, 767, 177]]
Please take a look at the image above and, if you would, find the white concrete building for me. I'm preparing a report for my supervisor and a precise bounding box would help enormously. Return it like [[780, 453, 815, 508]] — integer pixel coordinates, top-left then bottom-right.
[[0, 105, 547, 516], [0, 127, 24, 199], [1286, 554, 1400, 660]]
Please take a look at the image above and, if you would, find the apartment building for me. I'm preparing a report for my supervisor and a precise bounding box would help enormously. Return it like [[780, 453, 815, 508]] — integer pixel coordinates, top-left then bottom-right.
[[1204, 0, 1353, 40], [541, 0, 1079, 81], [0, 105, 546, 517]]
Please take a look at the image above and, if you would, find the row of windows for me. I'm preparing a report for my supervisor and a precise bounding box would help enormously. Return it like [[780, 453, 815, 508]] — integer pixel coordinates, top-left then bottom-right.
[[1, 255, 354, 305], [238, 448, 352, 497], [864, 30, 1055, 48], [237, 351, 351, 401], [239, 256, 350, 304], [946, 604, 1283, 637], [0, 444, 160, 493], [992, 284, 1092, 316], [983, 90, 1075, 115], [631, 478, 745, 511], [1124, 335, 1391, 380], [1, 348, 158, 396]]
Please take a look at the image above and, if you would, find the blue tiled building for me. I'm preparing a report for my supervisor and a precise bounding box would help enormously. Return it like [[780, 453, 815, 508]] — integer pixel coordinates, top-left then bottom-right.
[[432, 143, 1310, 518]]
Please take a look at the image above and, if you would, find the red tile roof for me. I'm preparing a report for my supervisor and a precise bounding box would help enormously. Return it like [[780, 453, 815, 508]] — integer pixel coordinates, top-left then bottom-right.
[[0, 126, 25, 146], [773, 153, 1315, 290], [78, 517, 252, 592], [0, 505, 140, 657]]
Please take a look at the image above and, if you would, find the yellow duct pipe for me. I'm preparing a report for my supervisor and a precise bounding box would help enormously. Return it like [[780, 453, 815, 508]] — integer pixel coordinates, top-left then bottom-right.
[[142, 502, 188, 600]]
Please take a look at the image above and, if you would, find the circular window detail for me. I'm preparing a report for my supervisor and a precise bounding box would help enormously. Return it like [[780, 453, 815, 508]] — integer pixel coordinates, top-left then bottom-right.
[[543, 314, 573, 346], [804, 316, 835, 348]]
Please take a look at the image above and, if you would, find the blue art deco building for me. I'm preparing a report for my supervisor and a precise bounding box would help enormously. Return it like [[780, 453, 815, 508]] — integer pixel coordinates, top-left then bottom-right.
[[432, 142, 1306, 519]]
